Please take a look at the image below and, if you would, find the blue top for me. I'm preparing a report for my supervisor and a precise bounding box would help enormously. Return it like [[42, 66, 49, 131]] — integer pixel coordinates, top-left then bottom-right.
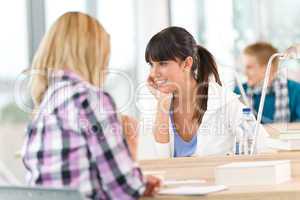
[[234, 79, 300, 124], [170, 110, 197, 157]]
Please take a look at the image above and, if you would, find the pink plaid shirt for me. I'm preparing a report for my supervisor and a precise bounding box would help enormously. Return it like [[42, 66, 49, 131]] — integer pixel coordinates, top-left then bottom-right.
[[22, 70, 145, 199]]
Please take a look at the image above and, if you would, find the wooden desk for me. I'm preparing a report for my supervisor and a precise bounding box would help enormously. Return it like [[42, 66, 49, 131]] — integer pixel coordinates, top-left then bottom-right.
[[140, 151, 300, 200], [143, 179, 300, 200], [264, 122, 300, 138]]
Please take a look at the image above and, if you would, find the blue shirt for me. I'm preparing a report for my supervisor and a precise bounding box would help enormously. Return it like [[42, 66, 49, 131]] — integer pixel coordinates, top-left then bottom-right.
[[234, 79, 300, 124], [170, 110, 197, 157]]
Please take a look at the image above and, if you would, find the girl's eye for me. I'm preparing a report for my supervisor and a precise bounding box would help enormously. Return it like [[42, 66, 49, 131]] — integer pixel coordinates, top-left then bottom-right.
[[159, 61, 168, 66]]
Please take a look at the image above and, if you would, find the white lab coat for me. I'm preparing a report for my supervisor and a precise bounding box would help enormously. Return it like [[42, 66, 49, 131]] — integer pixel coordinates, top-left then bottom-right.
[[154, 82, 269, 158]]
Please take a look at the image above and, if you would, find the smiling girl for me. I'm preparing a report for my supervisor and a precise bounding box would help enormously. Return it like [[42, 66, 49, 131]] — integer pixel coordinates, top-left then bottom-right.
[[145, 26, 269, 158]]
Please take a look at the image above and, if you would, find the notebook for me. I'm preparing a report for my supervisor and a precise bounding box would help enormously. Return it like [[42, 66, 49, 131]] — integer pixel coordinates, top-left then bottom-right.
[[267, 137, 300, 150], [215, 160, 291, 186], [159, 185, 227, 195], [0, 186, 84, 200]]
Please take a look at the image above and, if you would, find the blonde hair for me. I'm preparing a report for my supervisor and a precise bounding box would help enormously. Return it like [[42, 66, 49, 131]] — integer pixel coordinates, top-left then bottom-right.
[[243, 42, 278, 68], [30, 12, 110, 106]]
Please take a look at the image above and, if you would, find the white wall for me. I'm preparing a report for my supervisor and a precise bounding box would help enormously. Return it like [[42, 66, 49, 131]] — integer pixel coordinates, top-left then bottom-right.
[[135, 0, 170, 159]]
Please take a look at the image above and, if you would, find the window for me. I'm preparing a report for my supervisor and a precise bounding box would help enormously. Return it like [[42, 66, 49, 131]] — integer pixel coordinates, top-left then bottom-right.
[[97, 0, 136, 69], [97, 0, 137, 115], [0, 1, 28, 79], [0, 1, 29, 183], [45, 0, 86, 29], [233, 0, 300, 80], [0, 1, 28, 122], [170, 0, 205, 44], [170, 0, 300, 84]]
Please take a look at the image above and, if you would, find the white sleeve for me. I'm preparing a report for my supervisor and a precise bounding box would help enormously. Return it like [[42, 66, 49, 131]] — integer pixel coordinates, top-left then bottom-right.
[[154, 141, 171, 158]]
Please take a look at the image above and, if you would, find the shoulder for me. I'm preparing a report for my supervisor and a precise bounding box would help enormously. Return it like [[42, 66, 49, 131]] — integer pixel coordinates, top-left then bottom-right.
[[287, 80, 300, 105], [207, 82, 243, 112], [69, 81, 115, 108], [234, 83, 248, 94], [75, 84, 117, 115], [208, 82, 240, 101], [44, 78, 116, 115], [287, 79, 300, 92]]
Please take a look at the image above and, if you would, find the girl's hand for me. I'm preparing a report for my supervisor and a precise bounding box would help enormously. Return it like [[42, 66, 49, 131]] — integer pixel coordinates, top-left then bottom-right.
[[147, 76, 173, 110], [143, 175, 161, 197]]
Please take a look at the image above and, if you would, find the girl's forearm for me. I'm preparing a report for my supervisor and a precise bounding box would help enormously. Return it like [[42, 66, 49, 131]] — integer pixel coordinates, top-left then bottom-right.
[[153, 98, 171, 143]]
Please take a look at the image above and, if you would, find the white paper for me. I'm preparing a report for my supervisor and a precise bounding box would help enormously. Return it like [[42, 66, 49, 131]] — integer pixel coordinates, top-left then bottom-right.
[[218, 160, 290, 168], [159, 185, 227, 195], [163, 179, 206, 186]]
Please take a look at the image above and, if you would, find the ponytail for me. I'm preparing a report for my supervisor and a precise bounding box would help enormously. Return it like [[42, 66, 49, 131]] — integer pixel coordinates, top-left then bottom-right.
[[192, 45, 222, 123]]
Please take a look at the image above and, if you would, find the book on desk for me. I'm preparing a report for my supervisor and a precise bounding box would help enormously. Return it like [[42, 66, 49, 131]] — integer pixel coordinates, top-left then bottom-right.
[[215, 160, 291, 186], [267, 130, 300, 150]]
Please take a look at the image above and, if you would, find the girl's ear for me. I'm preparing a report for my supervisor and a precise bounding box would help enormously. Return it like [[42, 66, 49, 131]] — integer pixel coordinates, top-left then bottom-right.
[[183, 56, 193, 71]]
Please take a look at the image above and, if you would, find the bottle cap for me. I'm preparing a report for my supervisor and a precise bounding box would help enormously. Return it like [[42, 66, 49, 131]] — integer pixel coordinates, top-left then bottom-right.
[[242, 107, 251, 113]]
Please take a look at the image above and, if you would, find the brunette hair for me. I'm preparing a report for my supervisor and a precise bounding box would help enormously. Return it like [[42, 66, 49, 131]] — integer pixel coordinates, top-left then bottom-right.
[[145, 26, 221, 123]]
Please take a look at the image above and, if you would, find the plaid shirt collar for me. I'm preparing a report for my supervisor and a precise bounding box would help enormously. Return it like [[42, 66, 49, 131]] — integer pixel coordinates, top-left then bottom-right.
[[49, 69, 100, 91]]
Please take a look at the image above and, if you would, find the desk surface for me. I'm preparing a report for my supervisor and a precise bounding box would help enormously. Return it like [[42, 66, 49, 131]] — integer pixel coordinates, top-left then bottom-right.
[[264, 122, 300, 138], [140, 151, 300, 200], [143, 178, 300, 200]]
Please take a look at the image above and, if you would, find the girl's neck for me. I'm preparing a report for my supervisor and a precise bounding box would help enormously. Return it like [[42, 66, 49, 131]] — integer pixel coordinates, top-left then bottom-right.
[[173, 78, 198, 110]]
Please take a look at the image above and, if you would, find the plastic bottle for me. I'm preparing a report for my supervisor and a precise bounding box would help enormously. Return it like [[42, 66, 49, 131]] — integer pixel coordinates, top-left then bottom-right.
[[241, 108, 256, 155]]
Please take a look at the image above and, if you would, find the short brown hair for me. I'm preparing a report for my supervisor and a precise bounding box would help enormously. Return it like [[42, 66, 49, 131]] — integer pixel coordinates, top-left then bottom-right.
[[243, 42, 278, 67]]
